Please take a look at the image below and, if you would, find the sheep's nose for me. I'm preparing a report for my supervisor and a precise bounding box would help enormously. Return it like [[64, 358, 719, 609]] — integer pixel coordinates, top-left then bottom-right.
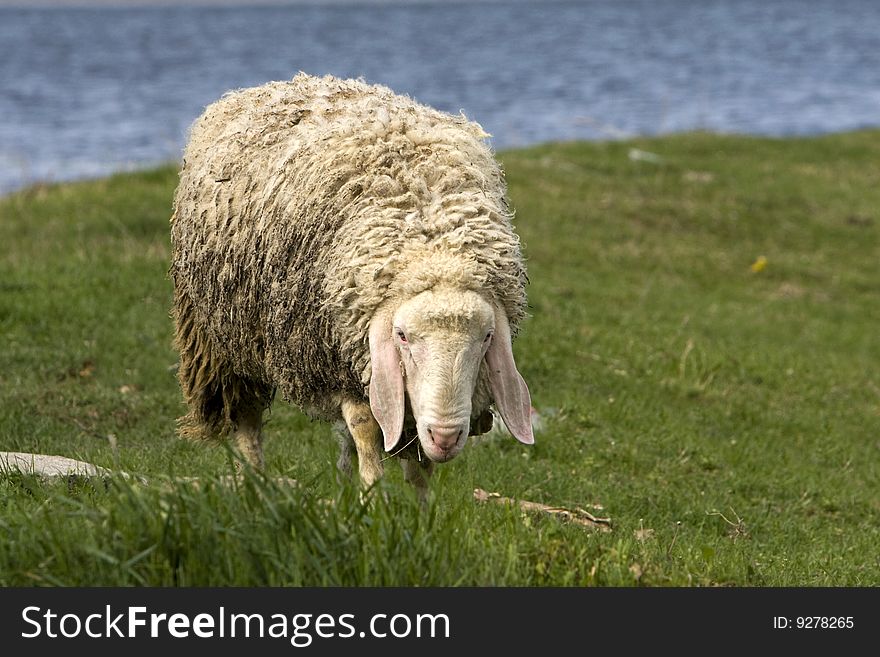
[[427, 424, 464, 450]]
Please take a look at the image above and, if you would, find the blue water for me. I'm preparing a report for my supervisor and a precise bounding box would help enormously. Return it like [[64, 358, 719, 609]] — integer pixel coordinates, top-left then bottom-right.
[[1, 0, 879, 193]]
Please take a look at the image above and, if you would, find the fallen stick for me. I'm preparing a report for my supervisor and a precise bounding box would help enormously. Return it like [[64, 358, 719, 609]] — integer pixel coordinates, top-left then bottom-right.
[[473, 488, 612, 532]]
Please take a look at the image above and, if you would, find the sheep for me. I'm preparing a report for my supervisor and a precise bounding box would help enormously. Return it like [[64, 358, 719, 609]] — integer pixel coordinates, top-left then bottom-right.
[[169, 73, 533, 497]]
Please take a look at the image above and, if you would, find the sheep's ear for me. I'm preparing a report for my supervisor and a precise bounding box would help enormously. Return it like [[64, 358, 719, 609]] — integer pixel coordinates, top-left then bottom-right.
[[368, 317, 405, 451], [485, 308, 534, 445]]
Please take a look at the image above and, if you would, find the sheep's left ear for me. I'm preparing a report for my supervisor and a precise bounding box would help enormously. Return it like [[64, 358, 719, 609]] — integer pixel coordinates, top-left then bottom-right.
[[368, 316, 405, 451], [485, 307, 534, 445]]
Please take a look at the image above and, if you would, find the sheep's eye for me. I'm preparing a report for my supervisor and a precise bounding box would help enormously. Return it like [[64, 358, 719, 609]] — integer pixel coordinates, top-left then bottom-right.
[[396, 330, 408, 343], [484, 332, 493, 343]]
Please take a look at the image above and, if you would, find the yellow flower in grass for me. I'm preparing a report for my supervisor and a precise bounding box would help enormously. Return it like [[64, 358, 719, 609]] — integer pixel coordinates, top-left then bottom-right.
[[750, 255, 768, 273]]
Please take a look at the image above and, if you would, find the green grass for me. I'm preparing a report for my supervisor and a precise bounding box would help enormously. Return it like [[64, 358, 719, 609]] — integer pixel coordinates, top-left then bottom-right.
[[1, 131, 878, 586]]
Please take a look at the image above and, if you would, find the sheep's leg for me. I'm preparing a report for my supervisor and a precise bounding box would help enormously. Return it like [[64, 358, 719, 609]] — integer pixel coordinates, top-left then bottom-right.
[[333, 420, 355, 480], [401, 459, 434, 504], [341, 399, 384, 487], [232, 405, 264, 470]]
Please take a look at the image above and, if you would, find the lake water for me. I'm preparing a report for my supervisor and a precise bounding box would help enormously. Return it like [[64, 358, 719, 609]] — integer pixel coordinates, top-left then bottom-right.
[[1, 0, 879, 193]]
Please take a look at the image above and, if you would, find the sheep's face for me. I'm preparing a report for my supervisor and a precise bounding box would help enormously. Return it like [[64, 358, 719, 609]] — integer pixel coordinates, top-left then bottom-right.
[[390, 289, 494, 462], [369, 288, 534, 464]]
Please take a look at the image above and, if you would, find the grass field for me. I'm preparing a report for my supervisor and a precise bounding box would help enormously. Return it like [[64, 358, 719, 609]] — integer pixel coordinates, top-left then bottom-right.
[[1, 131, 878, 586]]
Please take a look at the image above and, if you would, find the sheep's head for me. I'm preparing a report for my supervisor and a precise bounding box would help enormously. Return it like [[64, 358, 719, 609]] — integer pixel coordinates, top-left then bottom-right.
[[369, 287, 533, 463]]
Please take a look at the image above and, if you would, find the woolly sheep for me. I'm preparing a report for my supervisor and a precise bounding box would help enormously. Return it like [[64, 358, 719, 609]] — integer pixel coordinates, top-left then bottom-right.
[[170, 73, 533, 496]]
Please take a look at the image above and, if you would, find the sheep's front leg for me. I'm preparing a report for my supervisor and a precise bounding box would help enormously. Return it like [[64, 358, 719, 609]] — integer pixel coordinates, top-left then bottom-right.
[[341, 399, 384, 487], [333, 420, 355, 480], [402, 459, 434, 504]]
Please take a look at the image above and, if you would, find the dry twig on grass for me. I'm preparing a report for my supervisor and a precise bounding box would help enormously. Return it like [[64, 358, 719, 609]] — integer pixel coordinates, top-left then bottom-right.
[[473, 488, 612, 532]]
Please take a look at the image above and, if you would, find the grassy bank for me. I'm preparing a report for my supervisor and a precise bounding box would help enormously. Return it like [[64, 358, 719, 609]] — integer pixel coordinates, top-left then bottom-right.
[[1, 131, 878, 585]]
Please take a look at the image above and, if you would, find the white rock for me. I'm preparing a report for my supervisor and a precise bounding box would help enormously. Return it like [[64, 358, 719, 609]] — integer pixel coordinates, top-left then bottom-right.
[[0, 452, 108, 478]]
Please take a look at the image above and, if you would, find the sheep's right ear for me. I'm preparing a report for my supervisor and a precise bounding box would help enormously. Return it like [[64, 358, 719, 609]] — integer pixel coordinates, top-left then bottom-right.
[[368, 317, 405, 451]]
